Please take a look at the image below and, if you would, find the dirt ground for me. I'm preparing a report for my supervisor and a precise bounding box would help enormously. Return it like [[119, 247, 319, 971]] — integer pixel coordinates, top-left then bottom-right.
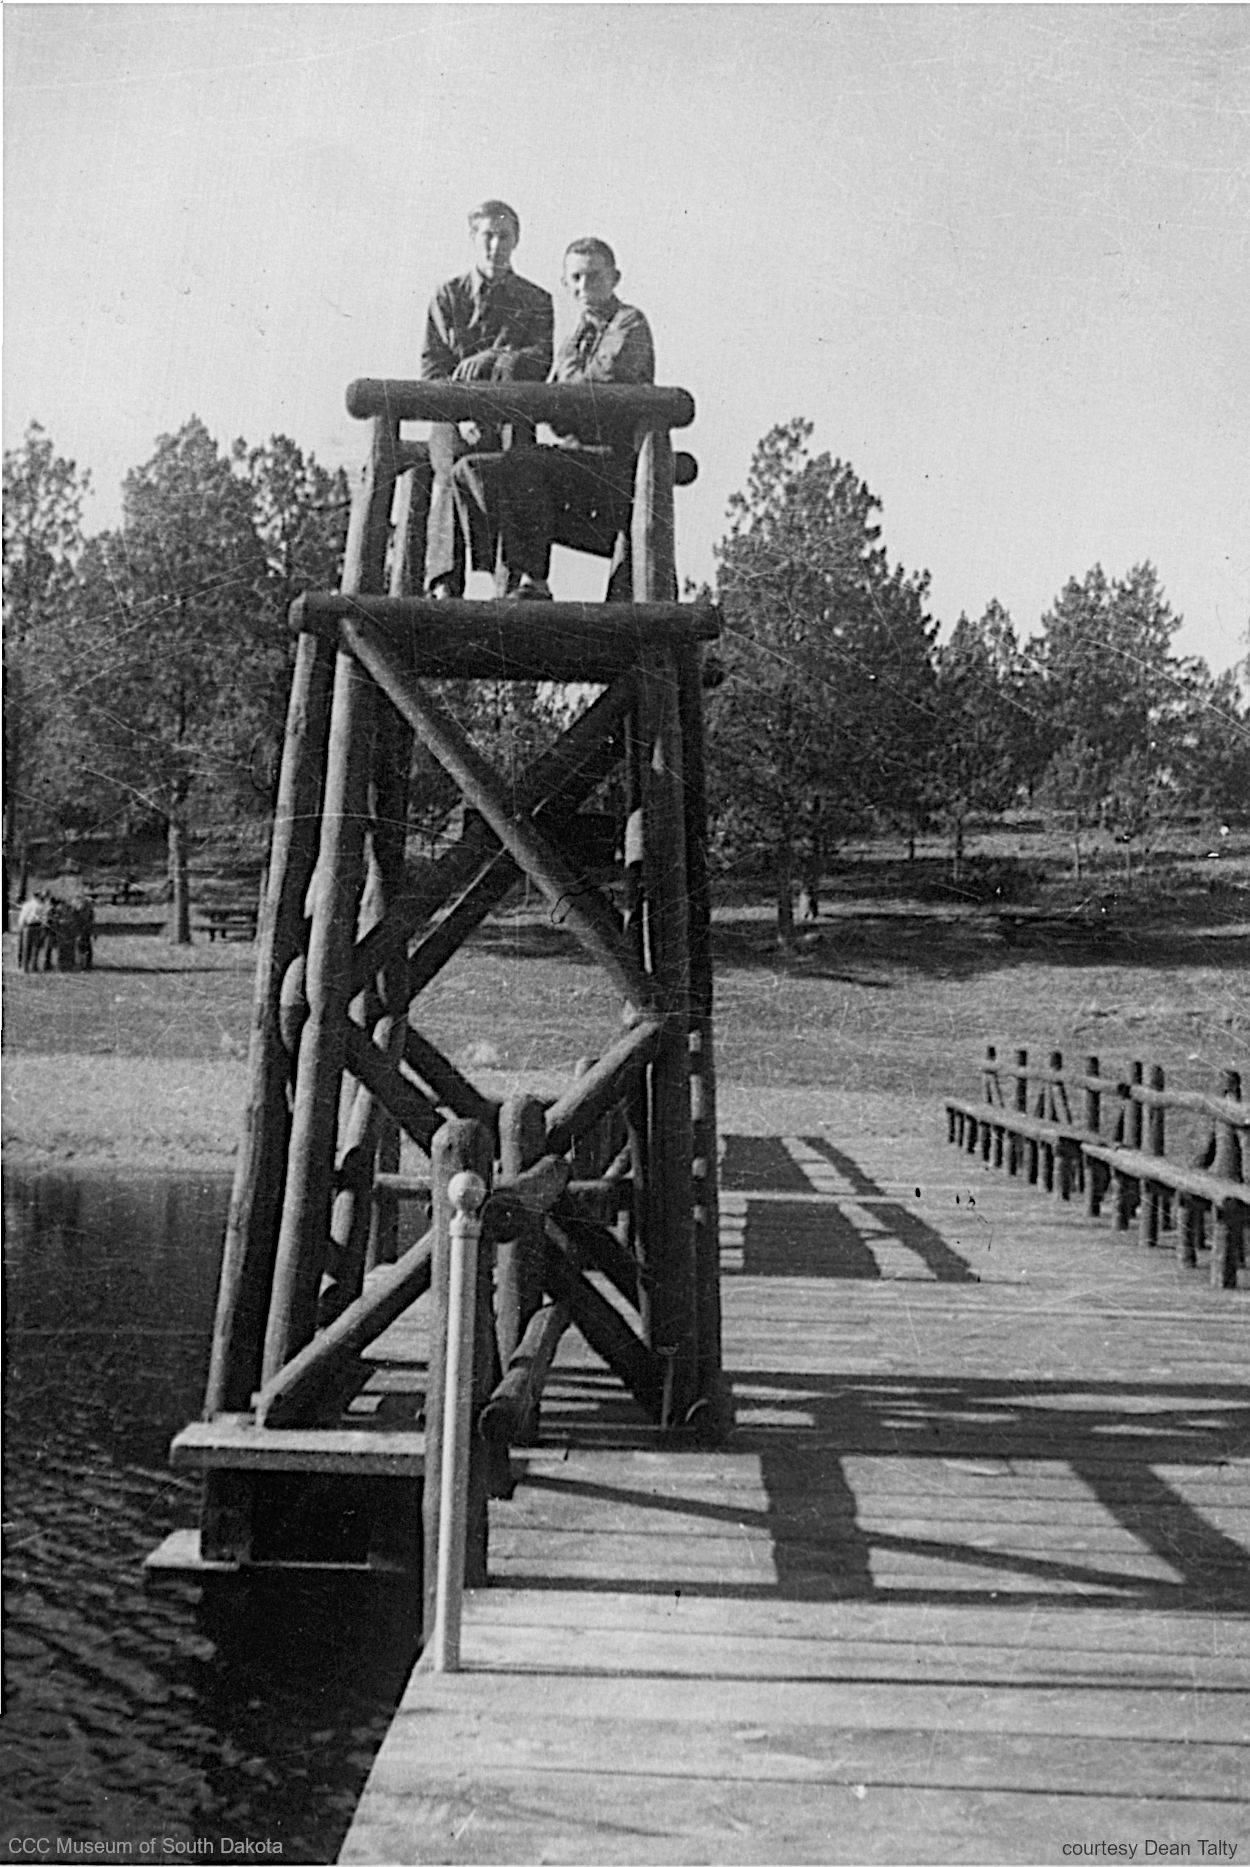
[[4, 878, 1246, 1170]]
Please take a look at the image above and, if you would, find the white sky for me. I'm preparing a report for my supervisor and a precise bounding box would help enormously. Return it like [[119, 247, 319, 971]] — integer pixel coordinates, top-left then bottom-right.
[[4, 2, 1248, 670]]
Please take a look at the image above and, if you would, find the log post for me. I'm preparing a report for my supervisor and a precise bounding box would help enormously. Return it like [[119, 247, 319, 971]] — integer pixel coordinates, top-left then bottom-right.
[[1212, 1073, 1244, 1290], [637, 643, 697, 1429], [1139, 1064, 1165, 1248], [1040, 1048, 1061, 1192], [366, 453, 430, 1276], [983, 1044, 1000, 1106], [1128, 1060, 1144, 1152], [631, 426, 677, 603], [677, 640, 728, 1438], [203, 622, 334, 1417], [423, 1118, 494, 1647], [1009, 1048, 1028, 1176], [496, 1094, 548, 1442], [1113, 1163, 1133, 1233], [323, 690, 414, 1318], [1084, 1056, 1101, 1137], [262, 417, 398, 1381], [631, 425, 697, 1428], [429, 1165, 488, 1673]]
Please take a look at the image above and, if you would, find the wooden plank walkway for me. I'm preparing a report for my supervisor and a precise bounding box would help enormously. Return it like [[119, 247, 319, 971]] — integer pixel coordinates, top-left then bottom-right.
[[340, 1120, 1250, 1865]]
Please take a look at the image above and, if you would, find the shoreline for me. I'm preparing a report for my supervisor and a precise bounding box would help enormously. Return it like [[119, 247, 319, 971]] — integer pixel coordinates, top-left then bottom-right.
[[2, 1055, 935, 1174]]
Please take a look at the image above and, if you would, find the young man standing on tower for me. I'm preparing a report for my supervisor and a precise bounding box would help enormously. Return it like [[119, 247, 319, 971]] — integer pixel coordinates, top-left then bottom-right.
[[420, 199, 554, 598]]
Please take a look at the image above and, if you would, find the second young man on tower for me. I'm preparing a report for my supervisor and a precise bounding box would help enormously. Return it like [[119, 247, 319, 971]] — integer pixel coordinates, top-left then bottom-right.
[[451, 237, 655, 599]]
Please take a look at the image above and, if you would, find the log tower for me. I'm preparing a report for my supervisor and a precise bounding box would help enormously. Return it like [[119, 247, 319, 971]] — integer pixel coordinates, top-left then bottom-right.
[[149, 380, 726, 1590]]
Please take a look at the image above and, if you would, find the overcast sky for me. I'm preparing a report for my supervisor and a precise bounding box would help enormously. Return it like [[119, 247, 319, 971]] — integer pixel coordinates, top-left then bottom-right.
[[5, 3, 1248, 670]]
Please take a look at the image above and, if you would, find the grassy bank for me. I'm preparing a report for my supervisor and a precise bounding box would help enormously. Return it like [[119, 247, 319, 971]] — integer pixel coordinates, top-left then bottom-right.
[[4, 869, 1247, 1169]]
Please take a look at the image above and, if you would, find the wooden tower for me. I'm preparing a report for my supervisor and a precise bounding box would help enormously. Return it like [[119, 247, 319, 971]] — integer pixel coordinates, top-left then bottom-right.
[[149, 379, 726, 1594]]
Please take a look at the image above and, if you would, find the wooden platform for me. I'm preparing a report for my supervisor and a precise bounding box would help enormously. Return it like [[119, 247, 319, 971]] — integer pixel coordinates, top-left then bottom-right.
[[340, 1120, 1250, 1865]]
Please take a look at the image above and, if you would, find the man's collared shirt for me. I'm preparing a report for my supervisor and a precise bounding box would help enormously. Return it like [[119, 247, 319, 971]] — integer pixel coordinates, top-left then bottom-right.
[[421, 269, 554, 381], [549, 298, 655, 449], [551, 298, 655, 388]]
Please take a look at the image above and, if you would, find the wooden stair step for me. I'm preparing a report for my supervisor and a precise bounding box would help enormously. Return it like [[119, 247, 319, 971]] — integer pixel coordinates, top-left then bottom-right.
[[170, 1413, 425, 1476]]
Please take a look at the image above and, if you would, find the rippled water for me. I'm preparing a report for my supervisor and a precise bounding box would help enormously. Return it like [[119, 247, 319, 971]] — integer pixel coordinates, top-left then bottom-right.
[[2, 1172, 421, 1866]]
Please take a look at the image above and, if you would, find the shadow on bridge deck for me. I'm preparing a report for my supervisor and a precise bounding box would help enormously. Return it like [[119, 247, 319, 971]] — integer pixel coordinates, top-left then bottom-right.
[[341, 1122, 1250, 1866]]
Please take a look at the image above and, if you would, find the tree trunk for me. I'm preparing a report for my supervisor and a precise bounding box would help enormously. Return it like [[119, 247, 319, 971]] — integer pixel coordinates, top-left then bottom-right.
[[951, 816, 965, 885], [167, 813, 192, 944], [774, 839, 795, 946], [2, 676, 20, 933], [799, 794, 823, 921]]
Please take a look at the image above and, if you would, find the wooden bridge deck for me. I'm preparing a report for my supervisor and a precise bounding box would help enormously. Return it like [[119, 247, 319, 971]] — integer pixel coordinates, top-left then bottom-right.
[[340, 1119, 1250, 1865]]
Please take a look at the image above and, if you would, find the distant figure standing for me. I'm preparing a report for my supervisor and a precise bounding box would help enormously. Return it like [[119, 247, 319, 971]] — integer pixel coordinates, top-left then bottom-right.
[[16, 892, 53, 971], [452, 238, 655, 599], [421, 200, 554, 598]]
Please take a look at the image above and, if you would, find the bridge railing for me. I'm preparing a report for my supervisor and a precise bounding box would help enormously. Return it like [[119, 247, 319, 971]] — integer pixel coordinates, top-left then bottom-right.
[[945, 1047, 1247, 1286]]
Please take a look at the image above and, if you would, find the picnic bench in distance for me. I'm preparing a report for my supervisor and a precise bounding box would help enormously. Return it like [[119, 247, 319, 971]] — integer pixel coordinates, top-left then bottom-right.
[[102, 875, 143, 906], [945, 1044, 1248, 1287], [196, 901, 258, 942], [995, 904, 1122, 947]]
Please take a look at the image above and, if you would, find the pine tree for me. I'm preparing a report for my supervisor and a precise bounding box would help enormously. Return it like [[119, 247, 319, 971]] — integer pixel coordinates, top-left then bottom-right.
[[709, 419, 935, 939]]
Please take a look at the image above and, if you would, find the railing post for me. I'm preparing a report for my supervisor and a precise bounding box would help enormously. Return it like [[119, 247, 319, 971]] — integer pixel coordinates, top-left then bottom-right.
[[983, 1044, 1000, 1105], [1212, 1073, 1244, 1290], [1009, 1048, 1028, 1176], [429, 1167, 488, 1673], [497, 1094, 548, 1440], [1128, 1060, 1144, 1151], [1139, 1064, 1165, 1247], [1084, 1056, 1101, 1139], [423, 1118, 493, 1650]]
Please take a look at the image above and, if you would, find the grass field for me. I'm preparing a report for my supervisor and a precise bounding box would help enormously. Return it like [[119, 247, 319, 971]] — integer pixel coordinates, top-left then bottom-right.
[[4, 833, 1247, 1170]]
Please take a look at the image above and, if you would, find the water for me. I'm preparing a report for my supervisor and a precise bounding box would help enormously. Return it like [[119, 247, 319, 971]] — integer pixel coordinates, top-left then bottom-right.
[[1, 1171, 421, 1866]]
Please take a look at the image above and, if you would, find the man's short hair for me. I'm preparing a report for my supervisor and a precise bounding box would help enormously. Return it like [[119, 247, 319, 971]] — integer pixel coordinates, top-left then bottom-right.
[[469, 199, 521, 240], [564, 237, 617, 271]]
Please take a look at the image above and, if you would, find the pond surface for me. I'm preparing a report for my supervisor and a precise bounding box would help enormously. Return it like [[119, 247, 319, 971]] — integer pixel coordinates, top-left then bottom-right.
[[1, 1171, 420, 1866]]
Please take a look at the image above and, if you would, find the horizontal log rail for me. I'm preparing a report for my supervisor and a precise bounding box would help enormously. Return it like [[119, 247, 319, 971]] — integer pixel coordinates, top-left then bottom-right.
[[946, 1045, 1245, 1288], [985, 1056, 1250, 1129], [1082, 1143, 1248, 1288], [346, 378, 696, 429], [293, 594, 717, 636], [291, 595, 720, 682], [373, 1172, 431, 1201]]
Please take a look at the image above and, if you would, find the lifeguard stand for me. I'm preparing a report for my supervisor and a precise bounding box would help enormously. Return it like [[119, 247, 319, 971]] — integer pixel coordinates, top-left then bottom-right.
[[150, 379, 725, 1588]]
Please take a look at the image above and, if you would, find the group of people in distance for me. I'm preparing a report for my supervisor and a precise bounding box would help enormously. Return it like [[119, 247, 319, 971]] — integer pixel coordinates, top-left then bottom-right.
[[421, 198, 655, 602]]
